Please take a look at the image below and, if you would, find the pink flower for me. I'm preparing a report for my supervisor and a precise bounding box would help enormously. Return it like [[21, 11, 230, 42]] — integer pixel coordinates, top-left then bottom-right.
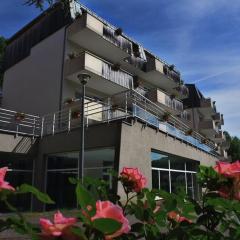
[[91, 201, 130, 239], [120, 167, 147, 193], [39, 211, 77, 237], [214, 161, 240, 201], [214, 161, 240, 178], [167, 211, 192, 224], [0, 167, 15, 191]]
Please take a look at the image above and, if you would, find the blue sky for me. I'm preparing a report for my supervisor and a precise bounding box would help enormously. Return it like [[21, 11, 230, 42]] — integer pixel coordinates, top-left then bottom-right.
[[0, 0, 239, 136]]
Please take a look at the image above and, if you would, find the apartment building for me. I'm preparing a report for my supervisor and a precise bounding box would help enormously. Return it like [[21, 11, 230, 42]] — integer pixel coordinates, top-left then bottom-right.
[[0, 1, 228, 211]]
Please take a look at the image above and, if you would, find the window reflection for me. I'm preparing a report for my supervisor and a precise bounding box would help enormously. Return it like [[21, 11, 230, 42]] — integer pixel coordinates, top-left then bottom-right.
[[46, 148, 115, 210], [151, 151, 199, 199]]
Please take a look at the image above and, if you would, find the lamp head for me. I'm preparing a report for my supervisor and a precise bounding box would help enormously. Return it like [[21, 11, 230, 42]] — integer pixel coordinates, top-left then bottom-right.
[[77, 73, 91, 85]]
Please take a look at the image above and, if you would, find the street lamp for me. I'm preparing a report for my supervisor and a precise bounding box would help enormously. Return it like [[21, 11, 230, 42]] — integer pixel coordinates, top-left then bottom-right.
[[77, 73, 91, 183]]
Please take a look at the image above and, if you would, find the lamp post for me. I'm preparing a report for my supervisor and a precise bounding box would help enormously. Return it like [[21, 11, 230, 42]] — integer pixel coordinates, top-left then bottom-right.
[[77, 73, 91, 183]]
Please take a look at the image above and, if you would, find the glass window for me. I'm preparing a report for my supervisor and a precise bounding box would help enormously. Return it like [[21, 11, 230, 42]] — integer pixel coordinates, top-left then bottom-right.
[[151, 152, 169, 168], [46, 148, 115, 210], [171, 172, 185, 194], [152, 170, 159, 189], [160, 170, 170, 192], [151, 150, 199, 199]]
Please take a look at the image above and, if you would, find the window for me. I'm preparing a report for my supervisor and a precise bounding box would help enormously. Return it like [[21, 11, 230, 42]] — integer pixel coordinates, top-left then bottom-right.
[[46, 148, 115, 210], [151, 151, 199, 199]]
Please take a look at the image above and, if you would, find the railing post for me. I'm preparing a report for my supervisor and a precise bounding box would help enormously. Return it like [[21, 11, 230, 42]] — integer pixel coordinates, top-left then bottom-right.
[[32, 117, 36, 139], [125, 92, 128, 115], [107, 97, 110, 123], [41, 117, 44, 138], [68, 109, 71, 132], [52, 113, 56, 135]]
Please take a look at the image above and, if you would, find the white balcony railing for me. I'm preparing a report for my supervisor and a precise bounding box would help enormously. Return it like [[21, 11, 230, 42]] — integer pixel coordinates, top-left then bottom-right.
[[0, 108, 41, 137], [0, 90, 218, 156]]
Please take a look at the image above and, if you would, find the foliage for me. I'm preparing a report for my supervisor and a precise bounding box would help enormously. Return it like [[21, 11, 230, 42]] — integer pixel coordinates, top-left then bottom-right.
[[224, 131, 240, 162], [0, 163, 240, 240]]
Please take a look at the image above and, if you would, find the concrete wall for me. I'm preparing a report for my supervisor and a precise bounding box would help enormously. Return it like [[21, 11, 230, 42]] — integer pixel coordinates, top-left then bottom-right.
[[118, 120, 219, 196], [2, 28, 66, 116]]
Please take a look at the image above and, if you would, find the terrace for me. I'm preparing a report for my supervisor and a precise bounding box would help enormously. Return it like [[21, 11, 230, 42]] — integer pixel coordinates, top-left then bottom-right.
[[0, 90, 219, 157]]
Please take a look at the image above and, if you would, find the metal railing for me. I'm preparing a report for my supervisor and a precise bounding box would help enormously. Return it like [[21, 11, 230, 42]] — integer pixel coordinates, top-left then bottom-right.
[[0, 108, 41, 137], [103, 25, 132, 54], [102, 61, 133, 89], [165, 95, 183, 112], [0, 90, 217, 156], [41, 97, 130, 137], [39, 90, 217, 155]]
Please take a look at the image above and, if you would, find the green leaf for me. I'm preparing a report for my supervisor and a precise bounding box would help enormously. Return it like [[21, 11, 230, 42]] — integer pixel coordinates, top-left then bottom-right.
[[18, 184, 54, 204], [69, 177, 78, 184], [76, 182, 96, 216], [92, 218, 122, 235], [70, 226, 88, 240]]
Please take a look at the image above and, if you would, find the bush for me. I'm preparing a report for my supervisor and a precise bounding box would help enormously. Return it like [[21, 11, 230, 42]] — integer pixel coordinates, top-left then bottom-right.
[[0, 161, 240, 240]]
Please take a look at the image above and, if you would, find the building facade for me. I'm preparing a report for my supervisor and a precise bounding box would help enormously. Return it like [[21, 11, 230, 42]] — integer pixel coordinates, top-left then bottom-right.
[[0, 1, 229, 211]]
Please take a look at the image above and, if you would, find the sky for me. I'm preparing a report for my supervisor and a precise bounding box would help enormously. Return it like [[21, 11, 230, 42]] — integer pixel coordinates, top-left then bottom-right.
[[0, 0, 239, 137]]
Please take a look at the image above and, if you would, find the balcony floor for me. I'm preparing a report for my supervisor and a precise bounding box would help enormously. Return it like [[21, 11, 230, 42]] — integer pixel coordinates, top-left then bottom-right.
[[68, 27, 130, 64]]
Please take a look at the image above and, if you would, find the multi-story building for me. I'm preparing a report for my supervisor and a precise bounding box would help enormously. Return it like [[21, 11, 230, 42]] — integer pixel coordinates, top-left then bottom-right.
[[0, 1, 228, 211]]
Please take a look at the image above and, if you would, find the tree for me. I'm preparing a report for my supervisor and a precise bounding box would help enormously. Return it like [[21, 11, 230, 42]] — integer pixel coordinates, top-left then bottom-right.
[[0, 36, 6, 87], [224, 131, 240, 162]]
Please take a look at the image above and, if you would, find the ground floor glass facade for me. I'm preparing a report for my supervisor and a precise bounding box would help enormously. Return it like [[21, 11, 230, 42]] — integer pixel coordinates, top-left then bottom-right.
[[151, 151, 199, 199], [46, 148, 115, 210]]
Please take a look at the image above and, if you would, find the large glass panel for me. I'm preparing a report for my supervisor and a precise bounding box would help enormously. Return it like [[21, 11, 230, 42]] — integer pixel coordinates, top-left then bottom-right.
[[47, 152, 78, 170], [46, 148, 115, 210], [187, 173, 194, 198], [160, 170, 170, 192], [151, 150, 199, 198], [151, 152, 169, 168], [170, 157, 185, 170], [171, 172, 186, 194], [152, 170, 159, 189], [47, 170, 77, 210]]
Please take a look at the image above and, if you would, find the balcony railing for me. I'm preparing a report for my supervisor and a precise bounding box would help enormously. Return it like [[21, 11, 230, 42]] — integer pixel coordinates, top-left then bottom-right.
[[38, 90, 217, 156], [0, 108, 41, 137], [65, 51, 133, 90], [102, 61, 133, 89], [0, 90, 217, 156], [103, 25, 132, 54], [147, 88, 183, 114], [165, 95, 183, 112], [163, 65, 181, 83]]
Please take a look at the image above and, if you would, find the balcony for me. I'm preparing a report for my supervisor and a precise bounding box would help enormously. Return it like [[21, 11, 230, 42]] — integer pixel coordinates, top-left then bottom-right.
[[213, 112, 224, 125], [199, 119, 218, 137], [147, 88, 183, 115], [214, 130, 225, 143], [67, 12, 132, 64], [221, 139, 230, 150], [199, 98, 216, 116], [64, 52, 133, 95]]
